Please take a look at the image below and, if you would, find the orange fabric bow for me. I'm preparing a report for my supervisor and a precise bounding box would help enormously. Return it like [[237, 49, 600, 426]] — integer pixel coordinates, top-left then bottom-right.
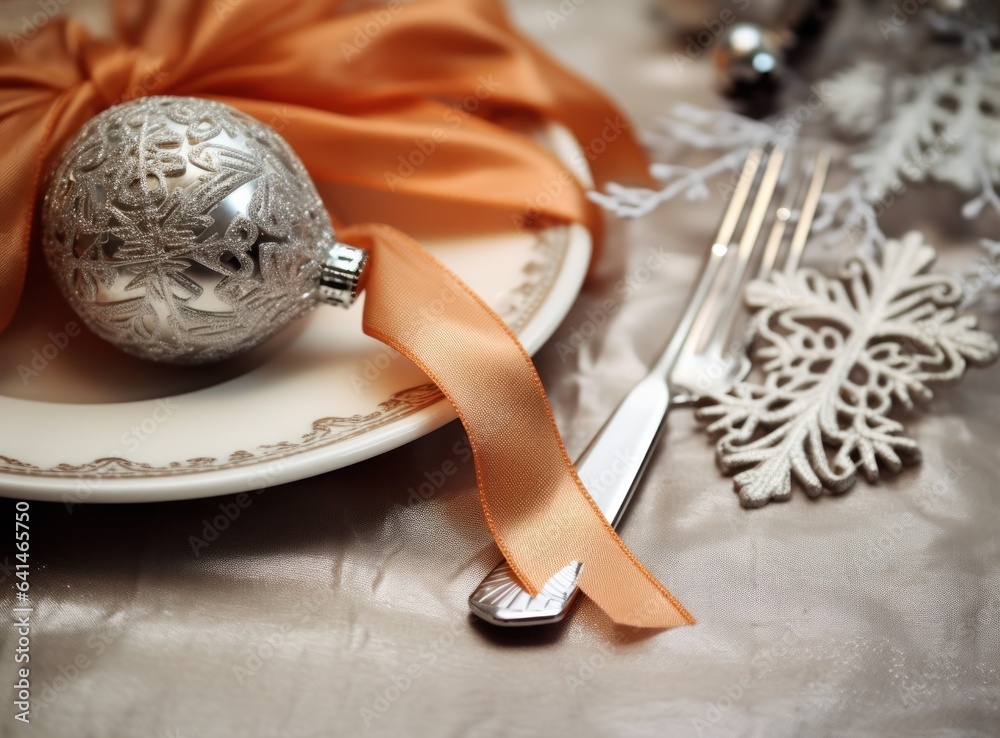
[[0, 0, 692, 628]]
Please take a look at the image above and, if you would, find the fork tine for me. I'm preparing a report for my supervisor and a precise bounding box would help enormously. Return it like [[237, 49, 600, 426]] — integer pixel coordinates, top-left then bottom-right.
[[781, 148, 831, 275], [650, 144, 769, 378], [666, 147, 775, 365], [714, 146, 768, 249], [759, 148, 833, 280], [700, 146, 786, 356], [758, 150, 809, 280]]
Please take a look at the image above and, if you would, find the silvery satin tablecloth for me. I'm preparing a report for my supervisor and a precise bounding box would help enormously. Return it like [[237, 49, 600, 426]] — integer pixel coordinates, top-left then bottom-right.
[[1, 1, 999, 736]]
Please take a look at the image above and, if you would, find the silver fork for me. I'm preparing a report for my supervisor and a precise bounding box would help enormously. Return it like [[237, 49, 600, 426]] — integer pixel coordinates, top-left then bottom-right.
[[468, 145, 832, 626]]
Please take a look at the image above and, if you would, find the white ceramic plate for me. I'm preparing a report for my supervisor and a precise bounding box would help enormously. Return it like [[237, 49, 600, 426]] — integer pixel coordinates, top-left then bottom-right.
[[0, 126, 592, 503]]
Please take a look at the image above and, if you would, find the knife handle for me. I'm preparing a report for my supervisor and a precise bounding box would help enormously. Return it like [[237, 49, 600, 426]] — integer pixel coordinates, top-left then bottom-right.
[[468, 375, 671, 626]]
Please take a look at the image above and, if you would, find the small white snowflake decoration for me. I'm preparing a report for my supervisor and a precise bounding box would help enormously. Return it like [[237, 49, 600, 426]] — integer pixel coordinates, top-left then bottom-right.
[[963, 238, 1000, 308], [825, 54, 1000, 218], [697, 232, 998, 508]]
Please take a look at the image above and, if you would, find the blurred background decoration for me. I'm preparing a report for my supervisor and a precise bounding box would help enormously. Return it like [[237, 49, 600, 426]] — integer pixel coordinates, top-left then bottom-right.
[[596, 0, 1000, 309]]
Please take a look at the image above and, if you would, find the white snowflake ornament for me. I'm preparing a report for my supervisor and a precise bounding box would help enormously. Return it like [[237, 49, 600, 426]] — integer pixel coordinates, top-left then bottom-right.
[[697, 232, 998, 508], [826, 55, 1000, 218], [962, 238, 1000, 309]]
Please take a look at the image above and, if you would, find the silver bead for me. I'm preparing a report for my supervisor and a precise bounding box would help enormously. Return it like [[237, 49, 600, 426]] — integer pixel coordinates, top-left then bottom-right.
[[42, 96, 368, 365], [714, 23, 786, 91]]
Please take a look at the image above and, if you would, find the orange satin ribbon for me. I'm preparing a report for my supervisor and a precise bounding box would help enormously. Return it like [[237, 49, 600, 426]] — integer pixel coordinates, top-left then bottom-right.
[[0, 0, 692, 628]]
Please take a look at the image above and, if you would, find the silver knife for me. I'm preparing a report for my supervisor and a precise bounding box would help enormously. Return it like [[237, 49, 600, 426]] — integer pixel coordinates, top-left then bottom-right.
[[467, 371, 672, 626]]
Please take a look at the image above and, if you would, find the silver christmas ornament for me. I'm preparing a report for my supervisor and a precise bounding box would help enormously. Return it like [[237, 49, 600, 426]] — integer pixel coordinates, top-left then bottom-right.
[[42, 96, 368, 365]]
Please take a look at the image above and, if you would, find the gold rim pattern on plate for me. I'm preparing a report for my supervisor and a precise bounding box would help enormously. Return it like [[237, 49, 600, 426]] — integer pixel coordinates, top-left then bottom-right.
[[0, 227, 570, 479]]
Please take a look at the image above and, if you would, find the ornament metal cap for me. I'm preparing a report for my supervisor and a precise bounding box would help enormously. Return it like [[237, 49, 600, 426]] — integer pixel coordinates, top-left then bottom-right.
[[318, 241, 369, 308]]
